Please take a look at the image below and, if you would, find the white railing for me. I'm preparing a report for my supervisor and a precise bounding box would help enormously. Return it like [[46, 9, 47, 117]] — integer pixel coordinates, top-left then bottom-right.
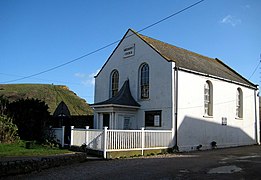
[[71, 126, 104, 151], [107, 130, 142, 150], [70, 126, 174, 159], [144, 130, 174, 149]]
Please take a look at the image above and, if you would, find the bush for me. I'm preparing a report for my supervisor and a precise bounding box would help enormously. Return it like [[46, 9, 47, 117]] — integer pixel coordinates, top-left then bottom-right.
[[7, 98, 50, 142], [0, 115, 19, 143]]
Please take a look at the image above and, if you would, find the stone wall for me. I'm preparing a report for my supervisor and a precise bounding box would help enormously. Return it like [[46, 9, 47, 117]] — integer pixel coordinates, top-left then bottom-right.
[[0, 153, 87, 177]]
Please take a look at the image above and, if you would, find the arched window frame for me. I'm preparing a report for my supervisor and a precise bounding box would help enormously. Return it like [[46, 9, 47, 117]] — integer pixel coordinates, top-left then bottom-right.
[[110, 70, 119, 98], [139, 63, 149, 99], [236, 88, 243, 118], [204, 80, 213, 116]]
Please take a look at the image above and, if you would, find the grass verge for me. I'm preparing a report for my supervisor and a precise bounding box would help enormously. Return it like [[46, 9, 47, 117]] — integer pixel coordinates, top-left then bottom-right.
[[0, 141, 71, 157]]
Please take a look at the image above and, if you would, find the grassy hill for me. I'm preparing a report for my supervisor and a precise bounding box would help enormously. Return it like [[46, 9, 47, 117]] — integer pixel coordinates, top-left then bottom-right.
[[0, 84, 93, 115]]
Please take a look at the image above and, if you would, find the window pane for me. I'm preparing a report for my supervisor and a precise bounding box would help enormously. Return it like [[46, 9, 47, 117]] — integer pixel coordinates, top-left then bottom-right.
[[140, 64, 149, 99], [111, 70, 119, 97], [204, 81, 212, 116], [236, 88, 243, 118], [145, 111, 161, 127]]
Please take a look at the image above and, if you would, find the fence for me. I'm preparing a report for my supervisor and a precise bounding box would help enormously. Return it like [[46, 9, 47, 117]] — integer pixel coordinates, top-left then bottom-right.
[[70, 126, 174, 159]]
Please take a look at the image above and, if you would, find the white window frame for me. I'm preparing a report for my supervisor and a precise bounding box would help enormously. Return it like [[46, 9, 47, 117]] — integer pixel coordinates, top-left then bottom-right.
[[110, 70, 119, 98], [139, 63, 149, 99], [204, 81, 213, 117], [236, 88, 243, 119]]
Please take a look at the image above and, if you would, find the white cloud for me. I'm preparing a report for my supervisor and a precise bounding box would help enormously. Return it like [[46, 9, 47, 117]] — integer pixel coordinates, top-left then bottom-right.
[[74, 72, 87, 78], [74, 70, 100, 87], [220, 15, 241, 27]]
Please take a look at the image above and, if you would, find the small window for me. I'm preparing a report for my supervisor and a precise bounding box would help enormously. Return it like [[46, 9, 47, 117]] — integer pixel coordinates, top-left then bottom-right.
[[236, 88, 243, 118], [123, 117, 130, 130], [110, 70, 119, 98], [140, 63, 149, 99], [145, 111, 161, 127], [204, 81, 213, 116]]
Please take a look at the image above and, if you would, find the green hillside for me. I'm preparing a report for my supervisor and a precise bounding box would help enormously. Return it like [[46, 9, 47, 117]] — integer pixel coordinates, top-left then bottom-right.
[[0, 84, 93, 115]]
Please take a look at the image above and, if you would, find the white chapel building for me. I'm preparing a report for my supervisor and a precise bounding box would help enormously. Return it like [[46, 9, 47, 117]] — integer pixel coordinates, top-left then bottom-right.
[[91, 29, 260, 151]]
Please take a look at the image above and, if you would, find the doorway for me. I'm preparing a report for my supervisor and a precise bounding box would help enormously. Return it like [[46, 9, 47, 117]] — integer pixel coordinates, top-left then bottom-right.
[[103, 114, 110, 128]]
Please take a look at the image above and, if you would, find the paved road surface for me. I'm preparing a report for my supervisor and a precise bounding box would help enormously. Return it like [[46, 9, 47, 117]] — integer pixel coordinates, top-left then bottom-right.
[[6, 145, 261, 179]]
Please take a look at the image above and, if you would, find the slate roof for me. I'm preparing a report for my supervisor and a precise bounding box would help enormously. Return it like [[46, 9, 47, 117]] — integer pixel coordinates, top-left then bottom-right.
[[92, 80, 140, 108], [133, 29, 256, 88]]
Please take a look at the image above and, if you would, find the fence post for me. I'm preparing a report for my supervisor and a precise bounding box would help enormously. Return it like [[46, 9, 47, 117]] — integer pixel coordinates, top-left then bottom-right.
[[85, 126, 89, 146], [103, 127, 108, 159], [61, 126, 65, 147], [70, 126, 74, 146], [141, 127, 145, 156]]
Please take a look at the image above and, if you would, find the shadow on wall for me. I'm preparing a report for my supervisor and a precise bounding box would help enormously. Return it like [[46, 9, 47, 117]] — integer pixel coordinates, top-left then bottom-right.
[[177, 116, 256, 151]]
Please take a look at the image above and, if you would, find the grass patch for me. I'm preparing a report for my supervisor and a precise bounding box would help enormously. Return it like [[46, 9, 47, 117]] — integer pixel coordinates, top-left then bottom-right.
[[0, 141, 71, 157]]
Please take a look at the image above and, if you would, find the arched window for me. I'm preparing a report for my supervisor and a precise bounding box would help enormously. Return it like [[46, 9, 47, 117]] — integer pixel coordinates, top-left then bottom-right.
[[236, 88, 243, 118], [204, 80, 213, 116], [110, 70, 119, 98], [140, 63, 149, 99]]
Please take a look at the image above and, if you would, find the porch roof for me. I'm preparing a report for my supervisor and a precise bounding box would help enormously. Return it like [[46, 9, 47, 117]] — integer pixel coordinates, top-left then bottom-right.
[[91, 80, 140, 108]]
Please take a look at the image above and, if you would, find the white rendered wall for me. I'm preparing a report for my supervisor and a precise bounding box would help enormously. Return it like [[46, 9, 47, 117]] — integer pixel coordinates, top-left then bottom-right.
[[177, 70, 258, 151], [94, 30, 173, 130]]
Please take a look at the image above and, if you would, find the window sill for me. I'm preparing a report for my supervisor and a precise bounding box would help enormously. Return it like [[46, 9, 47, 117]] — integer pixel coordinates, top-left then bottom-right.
[[139, 98, 150, 102], [235, 117, 243, 120], [203, 115, 213, 118]]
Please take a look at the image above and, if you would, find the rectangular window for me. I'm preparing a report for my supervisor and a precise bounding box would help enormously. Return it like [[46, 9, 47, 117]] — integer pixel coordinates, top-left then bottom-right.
[[145, 111, 161, 127], [123, 117, 130, 130]]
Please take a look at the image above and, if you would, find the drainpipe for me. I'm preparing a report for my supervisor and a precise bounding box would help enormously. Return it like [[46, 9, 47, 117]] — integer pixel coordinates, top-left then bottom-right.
[[173, 66, 179, 151]]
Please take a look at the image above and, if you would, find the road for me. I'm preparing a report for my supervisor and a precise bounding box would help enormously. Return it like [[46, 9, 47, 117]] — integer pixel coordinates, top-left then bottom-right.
[[6, 145, 261, 179]]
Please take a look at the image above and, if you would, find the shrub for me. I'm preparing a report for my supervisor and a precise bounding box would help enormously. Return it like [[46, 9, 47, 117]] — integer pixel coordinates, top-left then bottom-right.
[[7, 98, 50, 142], [0, 115, 19, 143]]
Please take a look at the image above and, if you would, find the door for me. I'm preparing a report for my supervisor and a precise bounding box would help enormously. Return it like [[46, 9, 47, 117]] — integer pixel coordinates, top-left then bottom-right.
[[103, 114, 110, 128]]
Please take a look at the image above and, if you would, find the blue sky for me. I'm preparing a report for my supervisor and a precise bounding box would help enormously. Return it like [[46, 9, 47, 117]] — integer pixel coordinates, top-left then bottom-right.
[[1, 0, 260, 104]]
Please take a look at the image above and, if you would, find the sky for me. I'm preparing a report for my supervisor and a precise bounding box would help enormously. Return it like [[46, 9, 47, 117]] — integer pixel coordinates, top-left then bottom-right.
[[1, 0, 261, 104]]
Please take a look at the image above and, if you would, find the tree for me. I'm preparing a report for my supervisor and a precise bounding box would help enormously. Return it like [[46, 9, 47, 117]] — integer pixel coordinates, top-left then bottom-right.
[[7, 98, 50, 141]]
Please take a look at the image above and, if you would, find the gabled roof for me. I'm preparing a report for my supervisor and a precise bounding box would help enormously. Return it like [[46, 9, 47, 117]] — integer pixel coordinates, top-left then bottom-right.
[[53, 101, 71, 117], [133, 29, 256, 88], [91, 80, 140, 108], [95, 29, 256, 88]]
